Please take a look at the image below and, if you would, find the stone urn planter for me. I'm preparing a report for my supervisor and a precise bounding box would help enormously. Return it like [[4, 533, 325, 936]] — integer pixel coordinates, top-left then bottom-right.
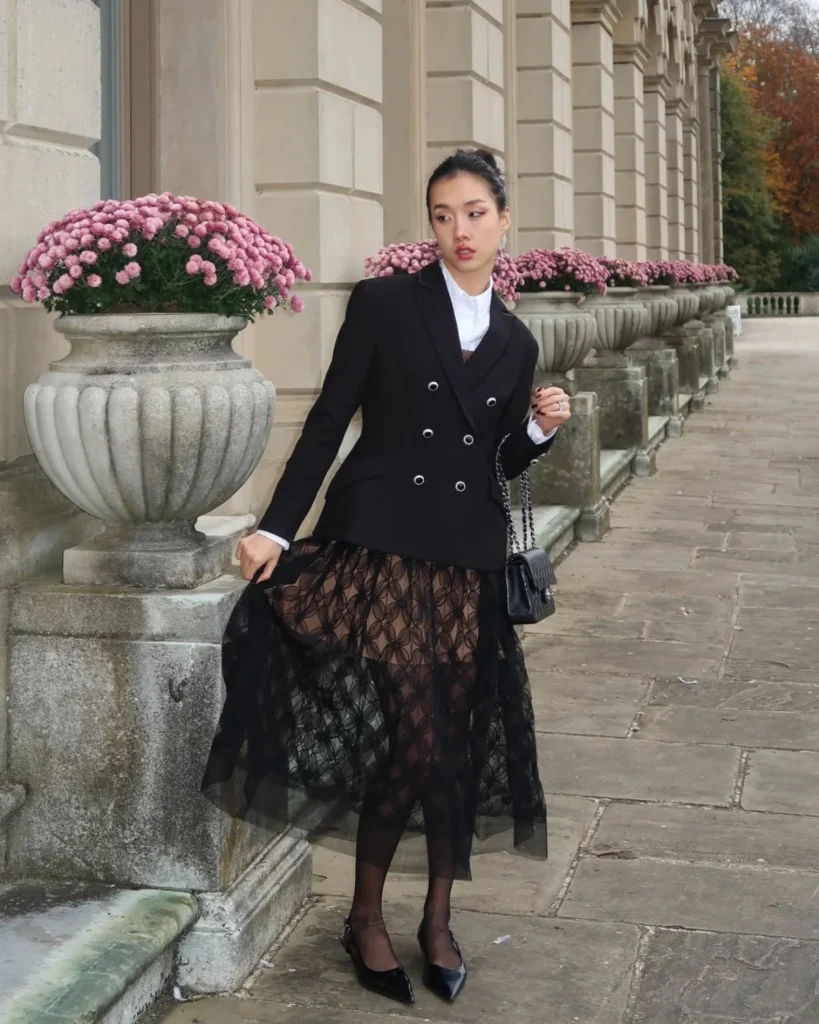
[[513, 292, 598, 379], [581, 286, 649, 353], [669, 286, 699, 326], [24, 313, 276, 588], [636, 285, 678, 337]]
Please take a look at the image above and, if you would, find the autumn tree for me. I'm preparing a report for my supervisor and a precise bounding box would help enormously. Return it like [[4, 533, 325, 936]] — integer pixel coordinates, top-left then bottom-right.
[[735, 25, 819, 240], [720, 70, 783, 289]]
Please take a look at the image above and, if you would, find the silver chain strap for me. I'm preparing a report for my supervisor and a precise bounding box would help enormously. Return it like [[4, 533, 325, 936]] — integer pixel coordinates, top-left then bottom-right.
[[495, 434, 536, 554]]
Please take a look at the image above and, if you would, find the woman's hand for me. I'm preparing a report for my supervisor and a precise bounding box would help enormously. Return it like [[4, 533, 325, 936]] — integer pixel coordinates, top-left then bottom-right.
[[236, 532, 283, 583], [532, 386, 571, 435]]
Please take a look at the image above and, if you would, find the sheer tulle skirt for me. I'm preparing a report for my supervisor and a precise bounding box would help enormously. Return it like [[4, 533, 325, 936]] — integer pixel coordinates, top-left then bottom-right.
[[201, 539, 548, 880]]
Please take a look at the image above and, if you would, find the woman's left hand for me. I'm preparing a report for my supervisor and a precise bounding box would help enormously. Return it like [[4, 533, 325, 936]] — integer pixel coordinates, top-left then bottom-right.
[[532, 386, 571, 434]]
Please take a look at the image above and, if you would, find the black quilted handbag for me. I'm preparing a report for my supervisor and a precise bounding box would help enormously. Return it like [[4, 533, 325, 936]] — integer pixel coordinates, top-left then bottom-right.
[[495, 436, 556, 625]]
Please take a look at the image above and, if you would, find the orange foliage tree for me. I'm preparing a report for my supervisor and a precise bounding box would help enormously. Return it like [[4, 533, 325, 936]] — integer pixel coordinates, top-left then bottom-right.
[[734, 25, 819, 240]]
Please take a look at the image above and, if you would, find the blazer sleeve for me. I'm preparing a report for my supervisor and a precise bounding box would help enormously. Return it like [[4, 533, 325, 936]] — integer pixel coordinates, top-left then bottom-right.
[[494, 329, 555, 481], [257, 280, 374, 540]]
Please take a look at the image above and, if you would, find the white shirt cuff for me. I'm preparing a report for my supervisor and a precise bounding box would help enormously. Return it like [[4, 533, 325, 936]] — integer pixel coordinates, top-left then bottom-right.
[[256, 529, 290, 550], [528, 418, 558, 444]]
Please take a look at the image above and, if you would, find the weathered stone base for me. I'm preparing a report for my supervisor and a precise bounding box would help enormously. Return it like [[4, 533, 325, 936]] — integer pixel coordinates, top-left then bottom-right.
[[575, 498, 611, 541], [632, 448, 657, 477], [627, 341, 680, 417], [7, 572, 272, 892], [666, 416, 685, 438], [62, 518, 249, 590], [573, 365, 649, 450], [177, 829, 312, 995], [529, 393, 602, 509], [664, 324, 703, 393]]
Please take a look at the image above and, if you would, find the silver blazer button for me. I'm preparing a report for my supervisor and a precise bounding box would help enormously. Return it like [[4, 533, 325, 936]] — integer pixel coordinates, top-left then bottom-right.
[[422, 428, 434, 438], [428, 381, 439, 392], [463, 434, 474, 445], [486, 396, 497, 407], [413, 474, 425, 485], [455, 481, 466, 492]]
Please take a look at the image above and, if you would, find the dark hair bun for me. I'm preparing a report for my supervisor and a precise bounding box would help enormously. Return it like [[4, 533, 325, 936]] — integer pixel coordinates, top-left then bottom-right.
[[472, 148, 501, 175]]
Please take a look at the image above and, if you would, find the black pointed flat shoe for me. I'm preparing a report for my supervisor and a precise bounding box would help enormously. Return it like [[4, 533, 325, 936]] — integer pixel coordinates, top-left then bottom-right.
[[341, 917, 415, 1005], [417, 921, 468, 1002]]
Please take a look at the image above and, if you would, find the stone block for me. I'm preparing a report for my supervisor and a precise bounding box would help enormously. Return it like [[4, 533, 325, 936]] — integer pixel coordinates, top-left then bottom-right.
[[518, 121, 573, 177], [16, 0, 100, 142], [0, 140, 99, 284], [516, 11, 571, 78], [574, 105, 615, 151], [539, 733, 740, 804], [7, 575, 276, 891], [573, 364, 649, 450], [528, 670, 651, 736], [253, 0, 382, 104], [592, 801, 819, 870], [627, 343, 679, 416], [743, 750, 819, 816], [353, 103, 383, 195], [639, 705, 819, 751], [528, 392, 608, 534], [254, 87, 354, 189], [663, 326, 702, 392], [631, 929, 819, 1024], [177, 831, 312, 994], [426, 76, 505, 152], [575, 149, 616, 195], [255, 191, 383, 284], [572, 64, 615, 111], [562, 857, 819, 939], [62, 528, 238, 590]]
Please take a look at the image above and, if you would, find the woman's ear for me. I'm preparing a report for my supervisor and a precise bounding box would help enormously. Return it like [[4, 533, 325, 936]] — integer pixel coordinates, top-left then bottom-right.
[[499, 207, 512, 237]]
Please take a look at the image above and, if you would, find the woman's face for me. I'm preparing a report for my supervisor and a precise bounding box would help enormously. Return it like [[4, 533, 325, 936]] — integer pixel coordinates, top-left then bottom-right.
[[429, 172, 511, 280]]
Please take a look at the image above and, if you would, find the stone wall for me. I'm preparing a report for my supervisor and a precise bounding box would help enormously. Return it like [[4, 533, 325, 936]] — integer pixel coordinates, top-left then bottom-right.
[[0, 0, 103, 852]]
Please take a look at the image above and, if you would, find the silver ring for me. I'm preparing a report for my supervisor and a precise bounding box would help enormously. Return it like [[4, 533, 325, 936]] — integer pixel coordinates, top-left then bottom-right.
[[558, 401, 565, 412]]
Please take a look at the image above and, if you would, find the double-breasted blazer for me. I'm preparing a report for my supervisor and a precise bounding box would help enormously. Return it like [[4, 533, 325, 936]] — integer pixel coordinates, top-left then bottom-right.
[[258, 260, 554, 571]]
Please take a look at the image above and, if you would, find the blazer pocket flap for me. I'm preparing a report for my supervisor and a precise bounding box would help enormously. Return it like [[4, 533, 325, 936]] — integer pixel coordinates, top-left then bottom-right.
[[327, 455, 391, 495]]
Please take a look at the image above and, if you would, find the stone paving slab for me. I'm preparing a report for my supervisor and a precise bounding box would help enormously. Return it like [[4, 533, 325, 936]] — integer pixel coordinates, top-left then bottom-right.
[[539, 734, 740, 804], [743, 749, 819, 815], [651, 676, 819, 712], [630, 930, 819, 1024], [524, 633, 727, 679], [637, 704, 819, 751], [590, 802, 819, 870], [529, 671, 650, 736], [247, 901, 640, 1024], [737, 574, 819, 609], [311, 794, 597, 918], [560, 858, 819, 939]]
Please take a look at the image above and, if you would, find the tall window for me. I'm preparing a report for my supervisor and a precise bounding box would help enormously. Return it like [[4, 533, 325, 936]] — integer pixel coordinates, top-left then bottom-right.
[[92, 0, 124, 200]]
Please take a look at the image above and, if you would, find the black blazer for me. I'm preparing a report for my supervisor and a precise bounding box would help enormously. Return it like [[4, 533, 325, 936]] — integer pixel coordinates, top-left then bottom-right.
[[258, 261, 553, 571]]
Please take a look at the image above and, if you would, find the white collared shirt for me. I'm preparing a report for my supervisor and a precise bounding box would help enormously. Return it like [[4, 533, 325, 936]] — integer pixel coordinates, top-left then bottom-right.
[[259, 264, 555, 549]]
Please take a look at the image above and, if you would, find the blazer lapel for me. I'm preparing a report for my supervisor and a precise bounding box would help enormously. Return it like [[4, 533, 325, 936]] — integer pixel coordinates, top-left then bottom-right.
[[463, 292, 514, 390], [415, 262, 477, 431]]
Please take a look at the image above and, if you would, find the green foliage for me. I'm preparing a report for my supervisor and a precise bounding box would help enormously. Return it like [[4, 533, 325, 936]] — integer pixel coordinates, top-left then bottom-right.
[[720, 71, 783, 291], [779, 235, 819, 291]]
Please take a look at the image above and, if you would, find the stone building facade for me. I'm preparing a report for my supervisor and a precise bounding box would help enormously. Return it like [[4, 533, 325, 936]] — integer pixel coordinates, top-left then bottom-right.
[[0, 0, 734, 981]]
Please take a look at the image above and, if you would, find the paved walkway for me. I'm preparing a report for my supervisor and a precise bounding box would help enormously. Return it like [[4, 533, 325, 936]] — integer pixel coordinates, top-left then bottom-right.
[[153, 318, 819, 1024]]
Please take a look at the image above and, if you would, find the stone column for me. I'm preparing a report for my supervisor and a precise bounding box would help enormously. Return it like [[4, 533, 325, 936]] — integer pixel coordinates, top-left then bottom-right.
[[251, 0, 384, 523], [613, 42, 648, 259], [710, 64, 724, 262], [683, 111, 700, 260], [516, 0, 575, 249], [573, 363, 655, 475], [425, 0, 506, 170], [571, 0, 619, 256], [697, 54, 715, 264], [643, 74, 669, 258], [666, 96, 686, 258], [383, 0, 427, 244]]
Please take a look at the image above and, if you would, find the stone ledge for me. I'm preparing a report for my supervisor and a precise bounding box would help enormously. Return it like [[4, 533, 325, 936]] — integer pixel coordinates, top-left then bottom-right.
[[0, 885, 197, 1024]]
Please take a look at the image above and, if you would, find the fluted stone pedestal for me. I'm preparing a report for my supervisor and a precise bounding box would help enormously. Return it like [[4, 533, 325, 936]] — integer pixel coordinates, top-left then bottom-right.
[[694, 320, 719, 393], [528, 393, 610, 541], [6, 528, 311, 992], [573, 365, 654, 476], [664, 325, 704, 405]]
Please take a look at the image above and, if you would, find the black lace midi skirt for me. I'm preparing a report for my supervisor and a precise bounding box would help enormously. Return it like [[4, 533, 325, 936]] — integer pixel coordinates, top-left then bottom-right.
[[201, 538, 548, 880]]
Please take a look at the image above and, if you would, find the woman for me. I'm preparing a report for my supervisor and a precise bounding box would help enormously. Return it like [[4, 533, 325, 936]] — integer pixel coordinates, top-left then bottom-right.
[[202, 149, 571, 1005]]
